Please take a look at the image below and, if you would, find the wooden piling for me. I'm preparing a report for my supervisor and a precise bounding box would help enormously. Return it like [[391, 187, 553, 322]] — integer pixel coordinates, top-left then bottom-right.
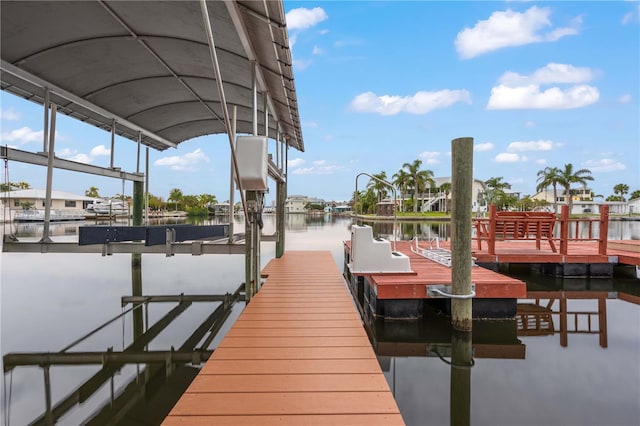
[[451, 137, 473, 331]]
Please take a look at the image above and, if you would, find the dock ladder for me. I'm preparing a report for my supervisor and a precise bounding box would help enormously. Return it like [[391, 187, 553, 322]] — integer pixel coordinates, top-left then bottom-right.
[[411, 237, 477, 268]]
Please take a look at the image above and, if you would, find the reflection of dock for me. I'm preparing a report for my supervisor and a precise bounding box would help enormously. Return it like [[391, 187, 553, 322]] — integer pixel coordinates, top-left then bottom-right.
[[517, 291, 610, 348], [3, 289, 242, 425], [363, 312, 526, 360]]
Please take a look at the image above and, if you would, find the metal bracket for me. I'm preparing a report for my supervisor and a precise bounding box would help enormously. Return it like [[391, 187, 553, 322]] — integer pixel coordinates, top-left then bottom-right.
[[426, 284, 476, 299]]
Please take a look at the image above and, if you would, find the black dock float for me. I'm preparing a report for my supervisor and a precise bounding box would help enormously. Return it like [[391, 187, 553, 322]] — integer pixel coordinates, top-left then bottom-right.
[[79, 225, 229, 246]]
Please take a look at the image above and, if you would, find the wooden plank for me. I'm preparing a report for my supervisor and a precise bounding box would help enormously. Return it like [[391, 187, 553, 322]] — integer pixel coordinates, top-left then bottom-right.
[[164, 414, 406, 426], [212, 346, 376, 360], [609, 240, 640, 253], [237, 313, 361, 321], [167, 392, 401, 416], [231, 319, 365, 328], [200, 359, 384, 375], [216, 336, 373, 349], [225, 327, 367, 337], [189, 374, 391, 392]]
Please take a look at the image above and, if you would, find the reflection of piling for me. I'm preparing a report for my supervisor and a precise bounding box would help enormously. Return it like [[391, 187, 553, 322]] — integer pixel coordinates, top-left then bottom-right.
[[131, 253, 144, 339], [450, 330, 472, 426], [451, 137, 473, 331], [131, 186, 144, 338]]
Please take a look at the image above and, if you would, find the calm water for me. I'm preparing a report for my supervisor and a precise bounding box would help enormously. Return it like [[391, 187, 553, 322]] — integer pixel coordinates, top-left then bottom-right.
[[1, 216, 639, 425]]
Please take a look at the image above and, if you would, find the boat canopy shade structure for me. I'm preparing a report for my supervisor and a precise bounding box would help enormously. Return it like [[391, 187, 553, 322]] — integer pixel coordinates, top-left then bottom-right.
[[0, 0, 304, 152]]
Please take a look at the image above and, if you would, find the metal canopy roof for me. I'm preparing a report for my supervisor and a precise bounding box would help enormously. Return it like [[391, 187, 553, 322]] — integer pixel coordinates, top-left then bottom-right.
[[0, 0, 303, 152]]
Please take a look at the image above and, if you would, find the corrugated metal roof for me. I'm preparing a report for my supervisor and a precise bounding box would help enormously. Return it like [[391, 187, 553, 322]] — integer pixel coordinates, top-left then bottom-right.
[[0, 0, 303, 152]]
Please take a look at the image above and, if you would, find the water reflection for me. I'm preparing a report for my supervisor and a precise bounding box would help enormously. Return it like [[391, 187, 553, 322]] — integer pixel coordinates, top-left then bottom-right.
[[2, 216, 639, 426]]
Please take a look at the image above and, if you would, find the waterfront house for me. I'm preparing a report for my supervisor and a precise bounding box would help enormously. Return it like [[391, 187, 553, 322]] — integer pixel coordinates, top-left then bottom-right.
[[1, 189, 94, 222], [284, 195, 308, 213]]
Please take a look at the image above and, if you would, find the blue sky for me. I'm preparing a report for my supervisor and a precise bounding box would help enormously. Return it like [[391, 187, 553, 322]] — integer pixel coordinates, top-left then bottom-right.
[[1, 1, 638, 204]]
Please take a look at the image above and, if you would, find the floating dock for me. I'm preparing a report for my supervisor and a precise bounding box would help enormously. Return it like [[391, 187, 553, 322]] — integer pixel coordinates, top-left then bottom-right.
[[344, 240, 527, 319], [164, 251, 404, 425]]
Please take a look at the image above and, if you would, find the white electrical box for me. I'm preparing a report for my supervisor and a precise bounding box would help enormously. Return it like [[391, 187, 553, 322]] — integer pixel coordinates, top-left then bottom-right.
[[236, 135, 268, 191]]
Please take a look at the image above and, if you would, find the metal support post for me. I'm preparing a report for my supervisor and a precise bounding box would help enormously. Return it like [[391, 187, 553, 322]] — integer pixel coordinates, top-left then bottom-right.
[[276, 179, 286, 258], [110, 118, 115, 169], [144, 147, 149, 224], [40, 104, 57, 243], [229, 106, 237, 243], [42, 87, 49, 153], [136, 131, 141, 174], [451, 137, 474, 331], [43, 365, 53, 425], [244, 192, 256, 301]]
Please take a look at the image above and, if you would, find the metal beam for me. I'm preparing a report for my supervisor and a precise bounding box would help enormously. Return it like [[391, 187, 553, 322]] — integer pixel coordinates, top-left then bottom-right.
[[1, 240, 248, 254], [3, 350, 213, 369], [1, 146, 144, 182], [121, 295, 231, 304], [225, 2, 282, 134], [1, 59, 177, 149]]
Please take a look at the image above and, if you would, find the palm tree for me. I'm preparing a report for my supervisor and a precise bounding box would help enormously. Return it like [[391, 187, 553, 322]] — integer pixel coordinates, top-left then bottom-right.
[[366, 171, 388, 203], [392, 169, 411, 212], [85, 186, 100, 198], [613, 183, 629, 201], [402, 159, 434, 213], [557, 163, 593, 213], [484, 176, 510, 209], [536, 166, 561, 213], [630, 190, 640, 201], [439, 182, 452, 213], [168, 188, 183, 211]]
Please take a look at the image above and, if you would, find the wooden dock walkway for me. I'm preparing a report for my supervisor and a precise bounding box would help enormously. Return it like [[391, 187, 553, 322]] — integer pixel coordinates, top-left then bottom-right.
[[164, 251, 404, 425]]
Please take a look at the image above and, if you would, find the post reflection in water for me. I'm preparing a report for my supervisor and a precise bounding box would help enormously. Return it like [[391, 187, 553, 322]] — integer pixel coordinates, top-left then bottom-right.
[[450, 330, 472, 426]]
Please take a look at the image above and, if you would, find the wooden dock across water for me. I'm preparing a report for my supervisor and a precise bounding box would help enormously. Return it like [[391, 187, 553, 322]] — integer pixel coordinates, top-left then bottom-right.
[[164, 250, 404, 425]]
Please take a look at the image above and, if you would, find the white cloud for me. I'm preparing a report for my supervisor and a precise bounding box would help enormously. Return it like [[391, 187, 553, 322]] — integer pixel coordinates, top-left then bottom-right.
[[487, 84, 599, 109], [68, 153, 93, 163], [525, 121, 536, 128], [350, 89, 471, 115], [622, 5, 640, 25], [286, 7, 328, 31], [474, 142, 494, 152], [293, 58, 312, 71], [292, 163, 343, 175], [312, 45, 324, 55], [154, 148, 209, 171], [288, 158, 305, 167], [498, 63, 595, 86], [57, 145, 110, 164], [583, 158, 626, 172], [312, 160, 326, 166], [495, 153, 527, 162], [619, 94, 632, 104], [507, 140, 559, 152], [90, 144, 110, 157], [0, 108, 20, 121], [0, 126, 43, 144], [455, 6, 581, 59], [536, 159, 547, 165], [489, 63, 599, 110], [418, 151, 441, 164]]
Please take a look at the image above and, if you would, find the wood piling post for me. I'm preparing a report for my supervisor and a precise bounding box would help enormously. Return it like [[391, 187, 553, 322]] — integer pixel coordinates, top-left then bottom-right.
[[451, 137, 473, 331]]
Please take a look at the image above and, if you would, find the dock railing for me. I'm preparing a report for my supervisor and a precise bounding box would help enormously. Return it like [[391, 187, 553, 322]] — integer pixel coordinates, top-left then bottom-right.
[[473, 204, 609, 256]]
